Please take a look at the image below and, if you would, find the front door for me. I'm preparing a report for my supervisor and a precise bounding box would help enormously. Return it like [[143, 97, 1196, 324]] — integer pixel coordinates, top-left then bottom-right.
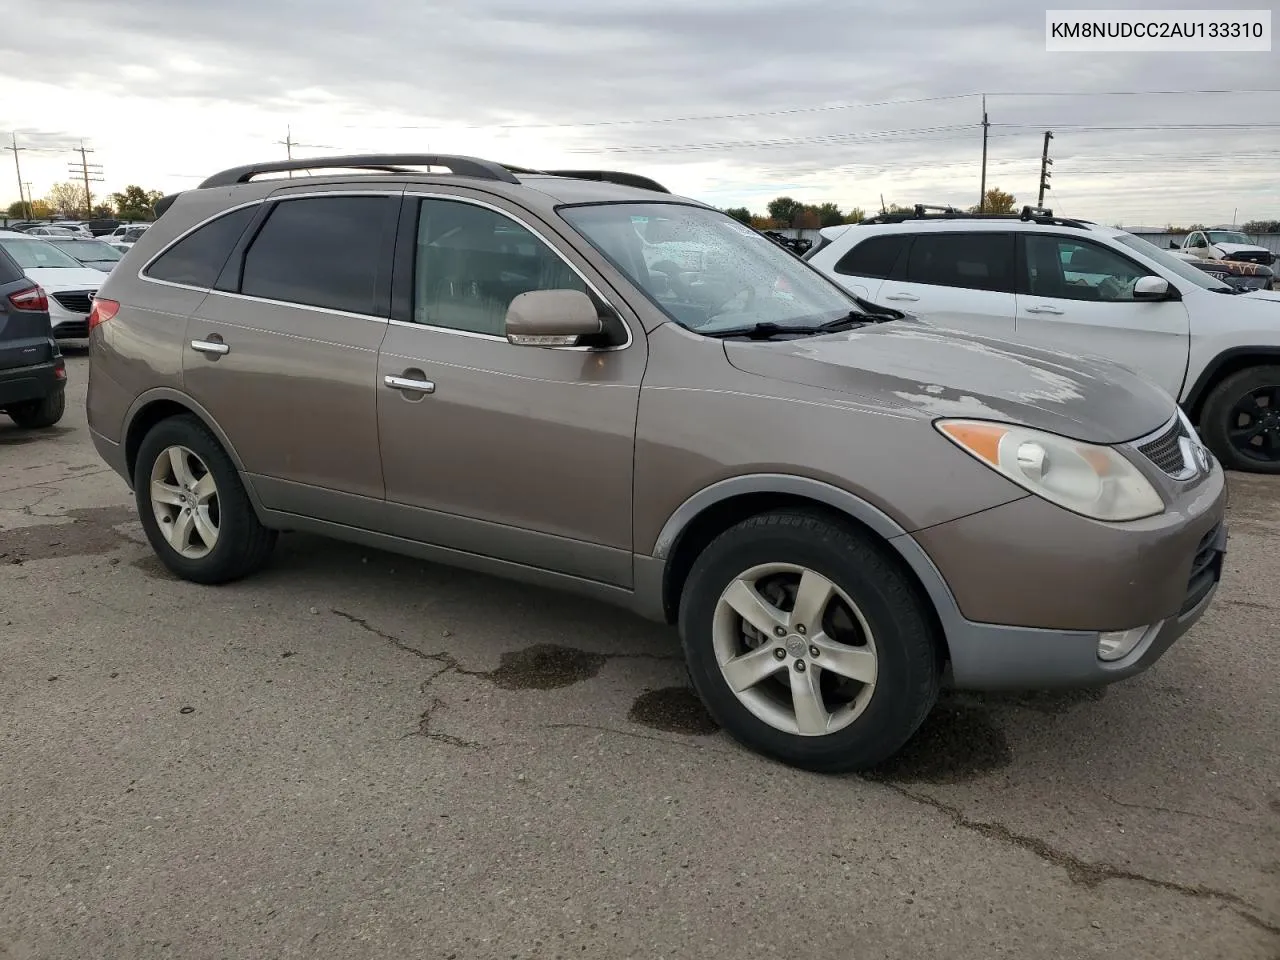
[[183, 191, 399, 524], [1013, 233, 1191, 398], [376, 193, 646, 587]]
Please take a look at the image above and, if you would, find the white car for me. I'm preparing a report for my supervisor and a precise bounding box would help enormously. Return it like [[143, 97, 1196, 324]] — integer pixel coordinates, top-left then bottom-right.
[[1172, 227, 1275, 267], [804, 205, 1280, 474], [0, 231, 104, 338], [26, 225, 86, 239], [103, 223, 150, 252]]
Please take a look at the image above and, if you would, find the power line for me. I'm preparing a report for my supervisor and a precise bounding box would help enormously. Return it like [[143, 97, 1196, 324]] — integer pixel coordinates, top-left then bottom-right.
[[69, 140, 104, 214]]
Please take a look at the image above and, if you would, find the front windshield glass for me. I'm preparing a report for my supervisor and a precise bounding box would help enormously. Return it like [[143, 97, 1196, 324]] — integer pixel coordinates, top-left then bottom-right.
[[49, 239, 122, 261], [1207, 231, 1251, 245], [0, 237, 85, 269], [559, 202, 861, 334], [1110, 232, 1231, 292]]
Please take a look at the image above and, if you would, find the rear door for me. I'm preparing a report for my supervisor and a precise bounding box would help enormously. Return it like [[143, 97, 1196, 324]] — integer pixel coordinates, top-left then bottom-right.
[[874, 230, 1017, 336], [182, 190, 398, 524], [1013, 233, 1190, 397]]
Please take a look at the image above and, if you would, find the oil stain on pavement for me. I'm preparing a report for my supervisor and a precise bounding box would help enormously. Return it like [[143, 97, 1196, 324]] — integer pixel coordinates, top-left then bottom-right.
[[0, 505, 136, 564], [484, 644, 608, 690], [628, 687, 720, 735]]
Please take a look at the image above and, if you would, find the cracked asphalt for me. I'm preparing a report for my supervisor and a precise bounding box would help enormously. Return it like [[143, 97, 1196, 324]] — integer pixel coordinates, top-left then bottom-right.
[[1, 350, 1277, 960]]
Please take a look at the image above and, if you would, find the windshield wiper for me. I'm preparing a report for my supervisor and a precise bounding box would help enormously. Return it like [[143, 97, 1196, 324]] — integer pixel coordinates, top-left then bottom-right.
[[704, 313, 870, 340]]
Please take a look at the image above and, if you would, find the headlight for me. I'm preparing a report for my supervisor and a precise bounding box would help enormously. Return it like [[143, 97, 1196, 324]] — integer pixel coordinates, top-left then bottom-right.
[[936, 420, 1165, 522]]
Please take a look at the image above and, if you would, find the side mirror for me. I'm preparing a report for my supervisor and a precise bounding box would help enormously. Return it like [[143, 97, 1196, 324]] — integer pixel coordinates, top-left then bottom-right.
[[504, 289, 602, 347], [1133, 275, 1172, 300], [1168, 241, 1179, 250]]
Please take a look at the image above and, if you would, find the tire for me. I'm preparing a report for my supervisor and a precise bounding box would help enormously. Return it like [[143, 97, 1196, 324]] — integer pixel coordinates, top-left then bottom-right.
[[678, 509, 941, 773], [7, 389, 65, 428], [1198, 365, 1280, 474], [133, 414, 277, 584]]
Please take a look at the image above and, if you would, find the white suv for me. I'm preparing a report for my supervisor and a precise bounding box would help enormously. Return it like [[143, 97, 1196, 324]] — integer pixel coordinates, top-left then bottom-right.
[[805, 206, 1280, 474]]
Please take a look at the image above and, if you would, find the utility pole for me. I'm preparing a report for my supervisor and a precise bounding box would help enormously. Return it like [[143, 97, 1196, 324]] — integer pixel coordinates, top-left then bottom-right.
[[274, 126, 332, 178], [5, 133, 30, 219], [978, 95, 989, 212], [1037, 130, 1054, 208], [880, 193, 886, 214], [69, 141, 104, 216]]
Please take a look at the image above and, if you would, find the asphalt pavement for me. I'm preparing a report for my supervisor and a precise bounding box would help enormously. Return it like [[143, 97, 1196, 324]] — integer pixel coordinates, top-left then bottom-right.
[[1, 350, 1277, 959]]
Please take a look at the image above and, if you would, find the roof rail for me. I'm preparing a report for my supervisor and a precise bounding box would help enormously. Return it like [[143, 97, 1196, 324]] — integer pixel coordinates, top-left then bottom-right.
[[859, 203, 1091, 230], [540, 169, 671, 194], [198, 154, 522, 189]]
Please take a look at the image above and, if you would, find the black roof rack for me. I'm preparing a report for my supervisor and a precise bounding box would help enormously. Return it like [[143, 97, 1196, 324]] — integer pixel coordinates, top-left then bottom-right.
[[198, 154, 522, 189], [539, 170, 670, 194], [860, 203, 1091, 230]]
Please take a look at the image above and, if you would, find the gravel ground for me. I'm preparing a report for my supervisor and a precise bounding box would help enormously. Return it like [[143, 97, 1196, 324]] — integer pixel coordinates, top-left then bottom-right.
[[1, 349, 1277, 959]]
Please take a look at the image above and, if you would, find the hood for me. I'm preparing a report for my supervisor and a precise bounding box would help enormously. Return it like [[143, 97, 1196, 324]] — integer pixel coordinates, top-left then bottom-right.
[[1240, 288, 1280, 304], [1213, 242, 1269, 256], [723, 319, 1175, 445], [23, 266, 106, 290]]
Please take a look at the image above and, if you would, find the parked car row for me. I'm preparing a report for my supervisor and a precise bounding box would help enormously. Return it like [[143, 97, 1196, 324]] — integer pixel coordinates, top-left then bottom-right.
[[80, 154, 1228, 774], [0, 231, 106, 338]]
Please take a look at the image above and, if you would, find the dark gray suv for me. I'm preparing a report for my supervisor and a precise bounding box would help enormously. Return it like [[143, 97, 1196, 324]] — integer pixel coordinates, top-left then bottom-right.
[[85, 154, 1227, 771]]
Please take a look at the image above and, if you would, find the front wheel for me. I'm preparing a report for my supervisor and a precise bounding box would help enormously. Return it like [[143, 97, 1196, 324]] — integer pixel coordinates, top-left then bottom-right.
[[678, 510, 941, 773], [1198, 365, 1280, 474]]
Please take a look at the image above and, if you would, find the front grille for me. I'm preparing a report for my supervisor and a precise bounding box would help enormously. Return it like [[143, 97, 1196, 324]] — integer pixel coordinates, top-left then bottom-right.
[[52, 319, 89, 339], [51, 290, 93, 314], [1225, 251, 1273, 265], [1137, 418, 1189, 476], [1180, 521, 1225, 615]]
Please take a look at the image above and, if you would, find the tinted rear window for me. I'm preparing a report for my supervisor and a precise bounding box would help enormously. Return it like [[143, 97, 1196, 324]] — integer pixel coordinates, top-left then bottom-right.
[[833, 234, 907, 279], [904, 232, 1014, 292], [239, 196, 388, 315], [0, 246, 23, 284], [146, 206, 258, 288]]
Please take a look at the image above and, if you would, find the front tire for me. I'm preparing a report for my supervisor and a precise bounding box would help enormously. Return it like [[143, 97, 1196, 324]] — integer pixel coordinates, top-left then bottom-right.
[[678, 509, 941, 773], [1199, 365, 1280, 474], [133, 414, 277, 583], [7, 390, 65, 428]]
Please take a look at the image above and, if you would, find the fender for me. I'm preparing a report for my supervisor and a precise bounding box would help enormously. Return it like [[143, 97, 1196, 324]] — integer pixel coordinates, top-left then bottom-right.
[[1181, 345, 1280, 416], [650, 473, 911, 560]]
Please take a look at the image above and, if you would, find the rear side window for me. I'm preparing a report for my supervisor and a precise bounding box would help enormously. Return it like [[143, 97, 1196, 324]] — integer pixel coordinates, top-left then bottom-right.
[[905, 232, 1014, 293], [0, 247, 23, 284], [146, 206, 257, 288], [833, 234, 907, 278], [240, 196, 388, 315]]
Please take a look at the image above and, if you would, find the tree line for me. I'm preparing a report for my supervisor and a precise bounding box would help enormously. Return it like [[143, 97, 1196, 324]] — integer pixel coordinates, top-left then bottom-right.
[[721, 187, 1020, 229], [6, 183, 165, 222]]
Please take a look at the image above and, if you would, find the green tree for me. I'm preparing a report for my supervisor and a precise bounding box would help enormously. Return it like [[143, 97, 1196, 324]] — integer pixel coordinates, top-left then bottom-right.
[[723, 206, 753, 225], [1243, 219, 1279, 233], [814, 202, 845, 228], [6, 200, 27, 219], [766, 196, 804, 226], [90, 203, 115, 218], [970, 187, 1017, 215], [110, 185, 165, 221], [844, 208, 866, 224]]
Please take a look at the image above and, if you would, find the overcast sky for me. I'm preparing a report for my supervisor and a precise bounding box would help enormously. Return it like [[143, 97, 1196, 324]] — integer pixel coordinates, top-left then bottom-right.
[[3, 0, 1277, 226]]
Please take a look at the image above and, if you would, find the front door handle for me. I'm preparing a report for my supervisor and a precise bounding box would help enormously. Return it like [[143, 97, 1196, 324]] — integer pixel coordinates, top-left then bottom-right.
[[1024, 304, 1065, 315], [190, 339, 230, 356], [884, 293, 919, 302], [384, 374, 436, 395]]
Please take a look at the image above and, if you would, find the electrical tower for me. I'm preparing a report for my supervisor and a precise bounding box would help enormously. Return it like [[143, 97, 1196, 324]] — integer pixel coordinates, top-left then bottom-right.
[[69, 141, 104, 216], [1038, 131, 1054, 208]]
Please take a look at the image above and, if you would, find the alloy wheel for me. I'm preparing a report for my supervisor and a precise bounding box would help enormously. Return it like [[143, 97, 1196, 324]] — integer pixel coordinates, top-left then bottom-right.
[[149, 445, 220, 559]]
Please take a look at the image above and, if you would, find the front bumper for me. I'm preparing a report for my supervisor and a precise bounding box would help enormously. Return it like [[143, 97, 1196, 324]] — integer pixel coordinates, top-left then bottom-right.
[[0, 357, 66, 408], [47, 293, 93, 339]]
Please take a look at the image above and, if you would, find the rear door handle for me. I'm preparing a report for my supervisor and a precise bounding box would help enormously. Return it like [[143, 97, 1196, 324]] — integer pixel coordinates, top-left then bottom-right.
[[190, 339, 230, 355], [884, 293, 919, 302], [1024, 304, 1064, 315], [384, 375, 435, 395]]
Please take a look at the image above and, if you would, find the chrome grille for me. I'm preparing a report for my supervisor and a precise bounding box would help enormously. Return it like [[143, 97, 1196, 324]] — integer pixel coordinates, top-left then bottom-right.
[[51, 290, 93, 314], [1136, 418, 1189, 476]]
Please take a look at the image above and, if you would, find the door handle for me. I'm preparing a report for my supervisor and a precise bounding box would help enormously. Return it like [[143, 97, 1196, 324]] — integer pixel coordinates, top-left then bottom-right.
[[190, 339, 230, 356], [384, 375, 436, 395], [1024, 305, 1064, 315], [884, 293, 919, 302]]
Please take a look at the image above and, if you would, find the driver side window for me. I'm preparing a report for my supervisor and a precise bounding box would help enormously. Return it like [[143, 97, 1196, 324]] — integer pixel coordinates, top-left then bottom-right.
[[1025, 236, 1146, 303], [1189, 232, 1207, 248]]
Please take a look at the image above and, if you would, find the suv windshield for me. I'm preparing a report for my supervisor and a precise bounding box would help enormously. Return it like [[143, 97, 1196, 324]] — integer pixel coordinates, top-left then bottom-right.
[[48, 238, 122, 261], [1207, 231, 1252, 245], [559, 203, 862, 335], [1110, 232, 1232, 293], [0, 237, 85, 270]]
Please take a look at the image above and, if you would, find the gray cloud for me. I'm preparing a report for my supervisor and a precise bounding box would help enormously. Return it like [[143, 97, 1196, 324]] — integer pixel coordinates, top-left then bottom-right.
[[3, 0, 1277, 222]]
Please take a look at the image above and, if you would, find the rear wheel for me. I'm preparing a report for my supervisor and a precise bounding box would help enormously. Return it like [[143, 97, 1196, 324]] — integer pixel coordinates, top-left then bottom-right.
[[7, 390, 65, 428], [1199, 365, 1280, 474], [133, 415, 277, 583], [678, 509, 941, 772]]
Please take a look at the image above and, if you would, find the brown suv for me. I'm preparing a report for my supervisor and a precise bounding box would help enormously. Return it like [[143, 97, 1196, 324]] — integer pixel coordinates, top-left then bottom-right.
[[86, 154, 1228, 771]]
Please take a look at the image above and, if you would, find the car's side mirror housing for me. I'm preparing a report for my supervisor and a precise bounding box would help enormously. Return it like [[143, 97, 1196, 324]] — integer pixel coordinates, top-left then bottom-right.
[[1169, 241, 1180, 250], [1133, 275, 1173, 300], [505, 289, 603, 347]]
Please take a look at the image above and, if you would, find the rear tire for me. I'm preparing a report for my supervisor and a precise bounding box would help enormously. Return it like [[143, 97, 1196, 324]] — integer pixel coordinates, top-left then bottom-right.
[[678, 509, 941, 773], [133, 414, 277, 584], [1199, 365, 1280, 474], [7, 389, 65, 428]]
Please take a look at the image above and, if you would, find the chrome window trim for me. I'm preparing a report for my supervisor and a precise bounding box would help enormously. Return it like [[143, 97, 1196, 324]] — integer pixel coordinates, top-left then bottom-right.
[[403, 190, 633, 353], [137, 196, 269, 291], [202, 287, 389, 324]]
